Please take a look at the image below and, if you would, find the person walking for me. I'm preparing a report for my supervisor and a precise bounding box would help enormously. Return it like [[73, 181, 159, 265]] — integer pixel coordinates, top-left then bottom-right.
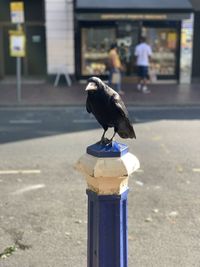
[[108, 43, 125, 95], [135, 36, 152, 93]]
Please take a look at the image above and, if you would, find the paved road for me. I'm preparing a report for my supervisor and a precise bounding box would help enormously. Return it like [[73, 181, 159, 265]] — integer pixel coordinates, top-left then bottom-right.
[[0, 106, 200, 267], [0, 106, 200, 144]]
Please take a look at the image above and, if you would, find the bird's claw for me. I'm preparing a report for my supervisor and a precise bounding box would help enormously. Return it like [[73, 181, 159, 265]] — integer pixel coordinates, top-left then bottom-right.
[[99, 137, 113, 146]]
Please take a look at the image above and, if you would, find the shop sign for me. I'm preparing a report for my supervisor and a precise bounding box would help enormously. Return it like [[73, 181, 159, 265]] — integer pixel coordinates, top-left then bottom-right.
[[77, 13, 191, 21], [9, 30, 26, 57], [10, 2, 24, 23], [101, 14, 167, 20]]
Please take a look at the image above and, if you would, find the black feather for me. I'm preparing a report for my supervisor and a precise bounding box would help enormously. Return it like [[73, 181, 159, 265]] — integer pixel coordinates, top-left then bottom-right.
[[85, 77, 136, 141]]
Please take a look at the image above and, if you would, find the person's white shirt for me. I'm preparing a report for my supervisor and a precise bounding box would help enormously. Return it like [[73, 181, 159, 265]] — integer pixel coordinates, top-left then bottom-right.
[[135, 42, 152, 66]]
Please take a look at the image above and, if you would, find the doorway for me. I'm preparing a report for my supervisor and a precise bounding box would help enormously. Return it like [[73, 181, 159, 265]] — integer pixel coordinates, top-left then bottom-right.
[[116, 21, 140, 78], [26, 25, 47, 76]]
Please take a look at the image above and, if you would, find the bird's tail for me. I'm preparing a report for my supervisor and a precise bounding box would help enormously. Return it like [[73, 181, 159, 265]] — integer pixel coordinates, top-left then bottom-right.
[[117, 118, 136, 139]]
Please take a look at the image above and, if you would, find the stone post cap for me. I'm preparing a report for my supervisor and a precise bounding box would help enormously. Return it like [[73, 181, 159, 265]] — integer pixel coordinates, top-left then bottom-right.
[[76, 152, 140, 178], [75, 151, 140, 195]]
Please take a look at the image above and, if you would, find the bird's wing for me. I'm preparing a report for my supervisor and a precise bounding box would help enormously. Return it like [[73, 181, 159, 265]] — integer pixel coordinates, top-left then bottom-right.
[[110, 92, 136, 139], [110, 93, 128, 117], [86, 97, 92, 113], [105, 85, 128, 116]]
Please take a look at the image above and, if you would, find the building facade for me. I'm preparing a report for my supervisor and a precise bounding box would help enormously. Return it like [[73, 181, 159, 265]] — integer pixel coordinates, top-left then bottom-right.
[[0, 0, 47, 79], [0, 0, 196, 84], [0, 0, 74, 80]]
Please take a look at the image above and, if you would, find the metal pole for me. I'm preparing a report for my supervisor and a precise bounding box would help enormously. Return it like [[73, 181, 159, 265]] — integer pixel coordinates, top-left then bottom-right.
[[16, 56, 21, 103], [76, 141, 140, 267], [16, 23, 21, 103]]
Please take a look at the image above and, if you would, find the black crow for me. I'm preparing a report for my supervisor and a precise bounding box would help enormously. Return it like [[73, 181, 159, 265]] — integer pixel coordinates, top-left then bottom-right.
[[85, 76, 136, 144]]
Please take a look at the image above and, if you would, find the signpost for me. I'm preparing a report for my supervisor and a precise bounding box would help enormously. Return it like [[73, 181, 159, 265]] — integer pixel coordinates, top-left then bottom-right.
[[10, 2, 25, 103]]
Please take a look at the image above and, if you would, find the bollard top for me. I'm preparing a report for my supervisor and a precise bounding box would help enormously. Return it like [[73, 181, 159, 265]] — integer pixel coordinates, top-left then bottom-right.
[[87, 141, 128, 158], [75, 143, 140, 195]]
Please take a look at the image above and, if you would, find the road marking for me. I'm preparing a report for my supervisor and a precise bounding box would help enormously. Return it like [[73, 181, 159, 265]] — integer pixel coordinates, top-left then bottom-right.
[[0, 170, 41, 175], [135, 169, 144, 173], [152, 135, 162, 141], [9, 120, 42, 124], [133, 117, 141, 122], [73, 119, 96, 123], [176, 165, 183, 173], [11, 184, 45, 195], [135, 180, 144, 186], [160, 144, 170, 154], [193, 168, 200, 172]]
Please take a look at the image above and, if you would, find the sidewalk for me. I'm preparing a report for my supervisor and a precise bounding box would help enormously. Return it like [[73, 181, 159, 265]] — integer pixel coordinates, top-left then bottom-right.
[[0, 80, 200, 107]]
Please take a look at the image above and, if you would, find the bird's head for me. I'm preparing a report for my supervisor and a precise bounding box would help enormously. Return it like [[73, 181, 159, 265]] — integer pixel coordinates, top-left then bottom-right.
[[85, 77, 105, 92]]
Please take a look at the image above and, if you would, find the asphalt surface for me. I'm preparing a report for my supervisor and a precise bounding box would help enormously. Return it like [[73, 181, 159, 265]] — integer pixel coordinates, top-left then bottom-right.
[[0, 106, 200, 267], [0, 106, 200, 144]]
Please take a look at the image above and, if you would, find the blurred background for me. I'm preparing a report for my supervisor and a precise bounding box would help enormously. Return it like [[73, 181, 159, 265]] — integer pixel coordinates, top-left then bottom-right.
[[0, 0, 199, 85], [0, 1, 200, 267]]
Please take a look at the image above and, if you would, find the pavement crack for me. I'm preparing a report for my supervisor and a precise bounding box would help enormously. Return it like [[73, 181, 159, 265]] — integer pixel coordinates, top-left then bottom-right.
[[2, 228, 32, 256], [15, 240, 32, 251]]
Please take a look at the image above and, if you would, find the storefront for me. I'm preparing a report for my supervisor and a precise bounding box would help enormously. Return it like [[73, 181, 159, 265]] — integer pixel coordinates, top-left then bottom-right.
[[75, 0, 193, 83]]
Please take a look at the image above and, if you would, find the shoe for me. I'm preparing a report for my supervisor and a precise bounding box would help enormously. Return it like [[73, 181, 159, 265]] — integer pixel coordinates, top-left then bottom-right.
[[137, 84, 142, 91], [142, 86, 151, 94], [118, 90, 125, 95], [143, 89, 151, 94]]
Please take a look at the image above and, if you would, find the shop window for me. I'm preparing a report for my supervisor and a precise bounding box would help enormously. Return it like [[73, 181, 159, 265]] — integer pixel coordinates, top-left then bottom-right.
[[81, 27, 116, 75], [143, 27, 178, 77]]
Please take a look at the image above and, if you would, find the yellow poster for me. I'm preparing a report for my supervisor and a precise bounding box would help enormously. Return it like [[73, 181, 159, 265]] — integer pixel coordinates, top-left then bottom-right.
[[181, 31, 187, 48], [168, 33, 177, 49], [10, 2, 24, 12], [10, 2, 24, 23], [9, 30, 26, 57]]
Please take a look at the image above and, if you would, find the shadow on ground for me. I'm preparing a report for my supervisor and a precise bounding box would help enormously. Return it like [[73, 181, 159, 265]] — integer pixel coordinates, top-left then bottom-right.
[[0, 106, 200, 144]]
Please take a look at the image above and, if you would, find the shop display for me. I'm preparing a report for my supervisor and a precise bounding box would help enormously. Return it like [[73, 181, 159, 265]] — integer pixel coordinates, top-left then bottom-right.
[[83, 51, 109, 75], [81, 28, 115, 75], [145, 27, 178, 77], [151, 51, 176, 75], [81, 25, 179, 78]]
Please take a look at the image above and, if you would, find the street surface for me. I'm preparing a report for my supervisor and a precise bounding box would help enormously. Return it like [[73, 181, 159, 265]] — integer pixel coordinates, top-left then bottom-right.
[[0, 106, 200, 267]]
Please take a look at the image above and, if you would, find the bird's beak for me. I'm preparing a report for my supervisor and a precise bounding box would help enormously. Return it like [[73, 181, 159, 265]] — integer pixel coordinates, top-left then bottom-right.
[[85, 82, 97, 91]]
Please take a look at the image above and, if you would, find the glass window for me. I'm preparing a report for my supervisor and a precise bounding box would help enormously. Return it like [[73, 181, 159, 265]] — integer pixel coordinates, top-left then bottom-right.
[[81, 27, 116, 75], [143, 27, 178, 76]]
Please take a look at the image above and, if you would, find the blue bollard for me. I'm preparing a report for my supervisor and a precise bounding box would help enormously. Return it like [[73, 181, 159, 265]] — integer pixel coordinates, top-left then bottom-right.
[[87, 189, 128, 267], [76, 141, 140, 267]]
